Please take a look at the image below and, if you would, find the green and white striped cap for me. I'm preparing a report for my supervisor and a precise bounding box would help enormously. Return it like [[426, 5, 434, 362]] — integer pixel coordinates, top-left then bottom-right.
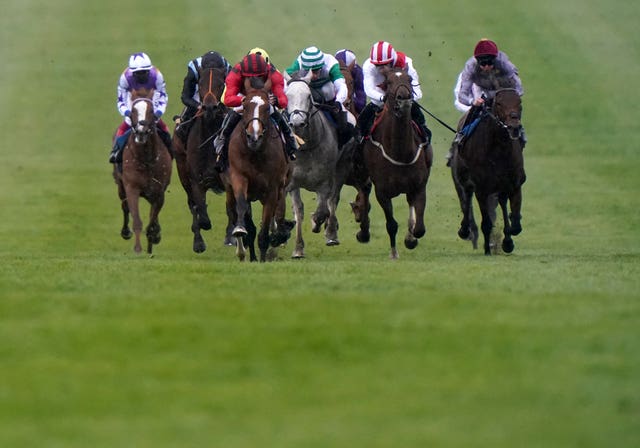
[[300, 46, 324, 70]]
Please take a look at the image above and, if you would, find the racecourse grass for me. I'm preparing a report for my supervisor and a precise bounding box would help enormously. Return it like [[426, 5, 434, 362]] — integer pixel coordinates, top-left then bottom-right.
[[1, 0, 639, 447]]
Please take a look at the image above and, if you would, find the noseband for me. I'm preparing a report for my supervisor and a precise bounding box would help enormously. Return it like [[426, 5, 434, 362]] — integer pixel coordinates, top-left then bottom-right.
[[131, 98, 156, 142]]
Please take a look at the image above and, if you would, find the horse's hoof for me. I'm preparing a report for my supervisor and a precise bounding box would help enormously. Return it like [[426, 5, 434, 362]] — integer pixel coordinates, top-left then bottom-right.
[[502, 239, 515, 253], [404, 238, 418, 250], [326, 239, 340, 246], [232, 226, 247, 237], [223, 236, 237, 246], [511, 223, 522, 236], [458, 227, 470, 240], [121, 228, 132, 240], [193, 242, 206, 253], [291, 251, 305, 259], [356, 230, 370, 243], [198, 215, 212, 230]]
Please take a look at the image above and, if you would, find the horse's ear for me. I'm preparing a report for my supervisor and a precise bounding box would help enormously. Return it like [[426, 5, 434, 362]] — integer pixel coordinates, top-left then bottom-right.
[[347, 60, 355, 71], [301, 70, 313, 83]]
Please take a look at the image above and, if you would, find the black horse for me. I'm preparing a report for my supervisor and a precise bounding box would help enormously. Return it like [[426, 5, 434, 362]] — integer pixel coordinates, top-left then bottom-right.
[[451, 88, 526, 255]]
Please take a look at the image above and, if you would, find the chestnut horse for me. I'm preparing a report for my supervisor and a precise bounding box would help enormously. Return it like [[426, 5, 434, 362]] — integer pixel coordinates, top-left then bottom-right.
[[224, 78, 290, 262], [451, 88, 526, 255], [173, 64, 232, 253], [360, 66, 433, 259], [113, 89, 172, 254]]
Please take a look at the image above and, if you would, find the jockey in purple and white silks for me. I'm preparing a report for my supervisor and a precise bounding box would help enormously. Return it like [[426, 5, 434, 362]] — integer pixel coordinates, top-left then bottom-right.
[[110, 52, 172, 164]]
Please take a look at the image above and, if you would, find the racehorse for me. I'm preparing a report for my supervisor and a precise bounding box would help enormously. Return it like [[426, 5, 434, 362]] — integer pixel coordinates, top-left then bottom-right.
[[113, 88, 172, 254], [172, 64, 232, 253], [284, 72, 353, 258], [451, 88, 526, 255], [360, 66, 433, 259], [224, 78, 290, 262]]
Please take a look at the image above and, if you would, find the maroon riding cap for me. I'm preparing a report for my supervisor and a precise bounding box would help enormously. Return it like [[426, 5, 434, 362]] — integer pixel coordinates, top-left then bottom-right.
[[474, 39, 499, 57]]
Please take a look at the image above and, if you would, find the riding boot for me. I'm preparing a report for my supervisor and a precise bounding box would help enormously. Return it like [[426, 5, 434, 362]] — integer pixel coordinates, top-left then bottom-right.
[[334, 106, 354, 148], [175, 106, 197, 144], [271, 109, 297, 161], [411, 102, 431, 145], [214, 110, 241, 172], [355, 103, 378, 145], [109, 130, 131, 164]]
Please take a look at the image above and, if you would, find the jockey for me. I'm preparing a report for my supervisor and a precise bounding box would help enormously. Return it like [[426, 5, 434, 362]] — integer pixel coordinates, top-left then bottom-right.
[[356, 41, 431, 145], [334, 49, 366, 115], [285, 46, 356, 147], [446, 38, 525, 165], [214, 49, 298, 172], [110, 52, 172, 164], [174, 51, 231, 144]]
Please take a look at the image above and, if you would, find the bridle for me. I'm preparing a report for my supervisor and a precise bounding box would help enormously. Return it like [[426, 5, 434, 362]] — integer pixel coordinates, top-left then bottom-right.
[[130, 98, 156, 143], [285, 79, 320, 129], [486, 88, 522, 140]]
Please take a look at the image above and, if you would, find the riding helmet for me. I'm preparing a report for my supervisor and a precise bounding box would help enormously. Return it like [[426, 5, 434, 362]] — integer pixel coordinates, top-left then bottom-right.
[[240, 53, 268, 77], [474, 39, 499, 57], [248, 47, 270, 65], [128, 52, 153, 72], [300, 46, 324, 71], [370, 41, 396, 65]]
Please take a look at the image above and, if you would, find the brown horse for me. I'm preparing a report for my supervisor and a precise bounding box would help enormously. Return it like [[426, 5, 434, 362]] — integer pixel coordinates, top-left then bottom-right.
[[172, 65, 232, 253], [113, 89, 172, 254], [360, 66, 433, 259], [223, 78, 290, 262], [451, 88, 526, 255], [339, 60, 357, 117]]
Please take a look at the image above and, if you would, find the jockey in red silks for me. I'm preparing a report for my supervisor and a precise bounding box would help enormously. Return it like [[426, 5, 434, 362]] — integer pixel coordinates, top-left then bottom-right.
[[356, 41, 431, 145], [109, 52, 172, 164], [214, 48, 298, 172]]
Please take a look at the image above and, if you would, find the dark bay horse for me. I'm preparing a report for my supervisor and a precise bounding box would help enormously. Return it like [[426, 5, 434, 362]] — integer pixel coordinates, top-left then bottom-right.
[[223, 78, 290, 262], [172, 64, 232, 253], [451, 88, 526, 255], [361, 66, 433, 259], [113, 89, 172, 254], [284, 73, 354, 258]]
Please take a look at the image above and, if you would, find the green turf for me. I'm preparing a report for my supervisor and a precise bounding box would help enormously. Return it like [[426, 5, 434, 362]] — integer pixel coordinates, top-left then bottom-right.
[[1, 0, 639, 446]]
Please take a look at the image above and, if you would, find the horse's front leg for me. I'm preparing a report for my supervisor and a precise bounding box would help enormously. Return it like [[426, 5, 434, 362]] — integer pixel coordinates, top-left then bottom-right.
[[258, 193, 278, 261], [498, 194, 514, 254], [311, 189, 331, 234], [476, 192, 495, 256], [375, 189, 398, 259], [146, 193, 165, 255], [404, 187, 426, 250], [290, 188, 305, 258], [125, 190, 143, 253], [509, 186, 523, 236], [116, 179, 132, 240]]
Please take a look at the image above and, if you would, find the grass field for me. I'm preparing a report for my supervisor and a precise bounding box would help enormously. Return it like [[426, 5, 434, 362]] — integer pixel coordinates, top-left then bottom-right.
[[1, 0, 639, 446]]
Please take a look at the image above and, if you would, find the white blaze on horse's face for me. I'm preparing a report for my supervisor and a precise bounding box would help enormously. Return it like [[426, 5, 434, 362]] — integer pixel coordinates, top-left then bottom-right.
[[249, 95, 265, 136], [133, 100, 151, 143]]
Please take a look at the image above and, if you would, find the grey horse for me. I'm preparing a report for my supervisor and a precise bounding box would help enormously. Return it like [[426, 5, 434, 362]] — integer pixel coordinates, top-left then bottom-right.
[[284, 72, 355, 258]]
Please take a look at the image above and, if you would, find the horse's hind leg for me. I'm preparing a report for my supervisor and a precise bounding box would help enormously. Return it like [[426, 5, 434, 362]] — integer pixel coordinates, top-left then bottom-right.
[[352, 181, 371, 243], [311, 191, 330, 234], [290, 189, 305, 258]]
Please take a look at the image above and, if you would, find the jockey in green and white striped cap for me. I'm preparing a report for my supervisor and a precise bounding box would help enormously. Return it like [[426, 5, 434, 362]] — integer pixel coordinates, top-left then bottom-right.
[[285, 46, 347, 105]]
